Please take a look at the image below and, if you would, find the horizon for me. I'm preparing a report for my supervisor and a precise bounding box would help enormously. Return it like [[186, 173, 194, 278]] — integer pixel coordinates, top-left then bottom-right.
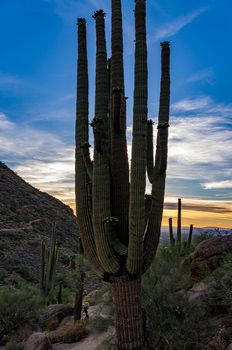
[[0, 0, 231, 229]]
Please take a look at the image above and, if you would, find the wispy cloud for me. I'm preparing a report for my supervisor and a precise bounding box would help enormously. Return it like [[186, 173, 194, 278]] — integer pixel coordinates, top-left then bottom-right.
[[155, 7, 208, 40], [185, 68, 214, 84], [177, 68, 214, 87], [0, 113, 15, 130], [161, 96, 232, 190], [164, 199, 232, 214], [45, 0, 110, 21], [0, 112, 75, 206], [201, 181, 232, 190], [172, 96, 212, 112]]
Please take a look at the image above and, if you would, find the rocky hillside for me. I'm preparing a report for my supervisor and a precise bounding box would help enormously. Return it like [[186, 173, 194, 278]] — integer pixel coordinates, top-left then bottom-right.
[[0, 161, 79, 285]]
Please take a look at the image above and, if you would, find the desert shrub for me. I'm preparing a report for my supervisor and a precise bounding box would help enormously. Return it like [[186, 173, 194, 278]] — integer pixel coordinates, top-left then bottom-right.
[[202, 253, 232, 315], [192, 231, 214, 246], [16, 265, 34, 282], [142, 245, 204, 350], [0, 285, 44, 340], [0, 241, 8, 250], [45, 318, 88, 343], [90, 316, 113, 333], [0, 231, 27, 240], [48, 285, 74, 305], [0, 268, 8, 282], [6, 341, 24, 350]]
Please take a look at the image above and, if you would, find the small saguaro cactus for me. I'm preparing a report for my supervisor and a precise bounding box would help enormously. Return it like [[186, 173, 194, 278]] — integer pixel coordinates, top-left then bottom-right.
[[187, 224, 194, 248], [39, 224, 58, 300], [75, 1, 171, 348], [169, 217, 175, 247], [177, 198, 182, 250]]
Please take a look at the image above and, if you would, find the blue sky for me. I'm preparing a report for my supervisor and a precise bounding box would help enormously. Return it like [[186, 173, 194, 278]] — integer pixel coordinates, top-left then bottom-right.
[[0, 0, 231, 227]]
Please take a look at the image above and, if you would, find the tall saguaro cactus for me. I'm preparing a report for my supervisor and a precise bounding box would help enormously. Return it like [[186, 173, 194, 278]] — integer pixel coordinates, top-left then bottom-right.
[[75, 1, 171, 348]]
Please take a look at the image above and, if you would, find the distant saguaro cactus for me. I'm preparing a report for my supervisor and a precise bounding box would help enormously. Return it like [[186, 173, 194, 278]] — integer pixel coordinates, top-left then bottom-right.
[[39, 223, 58, 300], [177, 198, 182, 250], [75, 1, 171, 348]]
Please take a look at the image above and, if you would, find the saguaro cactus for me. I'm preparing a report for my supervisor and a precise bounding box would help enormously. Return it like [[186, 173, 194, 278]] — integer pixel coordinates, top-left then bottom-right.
[[39, 225, 58, 300], [75, 1, 171, 348], [177, 198, 182, 250]]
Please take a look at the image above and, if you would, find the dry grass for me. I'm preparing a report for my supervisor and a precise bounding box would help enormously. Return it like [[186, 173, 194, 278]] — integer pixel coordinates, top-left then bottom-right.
[[45, 317, 88, 343]]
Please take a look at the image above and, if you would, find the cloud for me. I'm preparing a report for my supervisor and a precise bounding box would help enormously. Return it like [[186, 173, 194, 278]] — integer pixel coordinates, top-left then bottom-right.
[[172, 96, 212, 112], [172, 96, 232, 116], [158, 96, 232, 188], [0, 112, 75, 207], [164, 200, 232, 214], [45, 0, 111, 21], [201, 180, 232, 190], [155, 7, 208, 40], [185, 68, 214, 84], [0, 113, 15, 130]]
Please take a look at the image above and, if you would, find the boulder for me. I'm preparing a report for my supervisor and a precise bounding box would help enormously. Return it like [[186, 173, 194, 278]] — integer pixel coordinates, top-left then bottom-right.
[[39, 304, 74, 330], [190, 235, 232, 277], [187, 281, 208, 301], [24, 332, 52, 350]]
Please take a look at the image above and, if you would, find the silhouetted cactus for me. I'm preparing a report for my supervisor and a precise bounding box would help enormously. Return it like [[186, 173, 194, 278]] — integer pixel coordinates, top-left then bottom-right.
[[39, 224, 58, 299], [187, 224, 194, 248], [177, 198, 182, 250], [75, 1, 171, 348], [169, 217, 175, 247]]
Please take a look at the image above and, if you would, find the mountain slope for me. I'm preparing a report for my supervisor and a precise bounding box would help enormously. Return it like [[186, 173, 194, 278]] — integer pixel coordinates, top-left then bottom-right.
[[0, 161, 79, 284]]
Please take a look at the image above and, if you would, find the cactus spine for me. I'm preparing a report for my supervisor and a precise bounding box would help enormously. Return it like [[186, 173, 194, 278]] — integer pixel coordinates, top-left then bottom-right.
[[75, 1, 171, 348]]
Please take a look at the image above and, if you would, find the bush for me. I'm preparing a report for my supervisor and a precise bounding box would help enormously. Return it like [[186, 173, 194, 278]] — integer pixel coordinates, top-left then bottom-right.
[[0, 268, 8, 282], [16, 265, 35, 282], [6, 342, 24, 350], [142, 245, 205, 350], [0, 285, 44, 340]]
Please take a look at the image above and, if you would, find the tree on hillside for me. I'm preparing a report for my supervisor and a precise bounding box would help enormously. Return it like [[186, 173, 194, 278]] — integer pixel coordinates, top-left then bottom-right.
[[75, 1, 171, 348]]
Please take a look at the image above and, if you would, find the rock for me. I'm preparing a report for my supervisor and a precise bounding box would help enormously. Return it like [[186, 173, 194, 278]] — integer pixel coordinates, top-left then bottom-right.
[[88, 304, 113, 321], [40, 304, 74, 330], [45, 318, 88, 344], [187, 281, 208, 301], [24, 332, 52, 350], [190, 235, 232, 277]]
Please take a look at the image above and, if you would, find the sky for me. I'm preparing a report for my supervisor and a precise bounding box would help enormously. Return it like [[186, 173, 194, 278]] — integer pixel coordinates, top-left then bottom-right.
[[0, 0, 231, 229]]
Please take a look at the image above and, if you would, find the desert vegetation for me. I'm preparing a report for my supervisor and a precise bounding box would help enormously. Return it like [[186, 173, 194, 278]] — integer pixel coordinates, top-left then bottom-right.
[[0, 1, 231, 350]]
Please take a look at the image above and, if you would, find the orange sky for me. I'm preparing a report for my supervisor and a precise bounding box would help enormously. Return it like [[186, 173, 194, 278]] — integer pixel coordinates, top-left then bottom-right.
[[68, 196, 232, 229]]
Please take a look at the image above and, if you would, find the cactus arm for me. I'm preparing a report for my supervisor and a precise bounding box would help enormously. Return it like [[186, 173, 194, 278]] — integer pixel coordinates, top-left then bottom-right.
[[80, 144, 93, 180], [110, 0, 129, 245], [75, 18, 104, 277], [46, 236, 56, 295], [104, 220, 128, 256], [143, 42, 170, 273], [92, 11, 121, 274], [169, 217, 175, 247], [187, 224, 193, 248], [40, 241, 46, 296], [127, 0, 148, 275], [147, 120, 154, 184], [177, 198, 182, 250]]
